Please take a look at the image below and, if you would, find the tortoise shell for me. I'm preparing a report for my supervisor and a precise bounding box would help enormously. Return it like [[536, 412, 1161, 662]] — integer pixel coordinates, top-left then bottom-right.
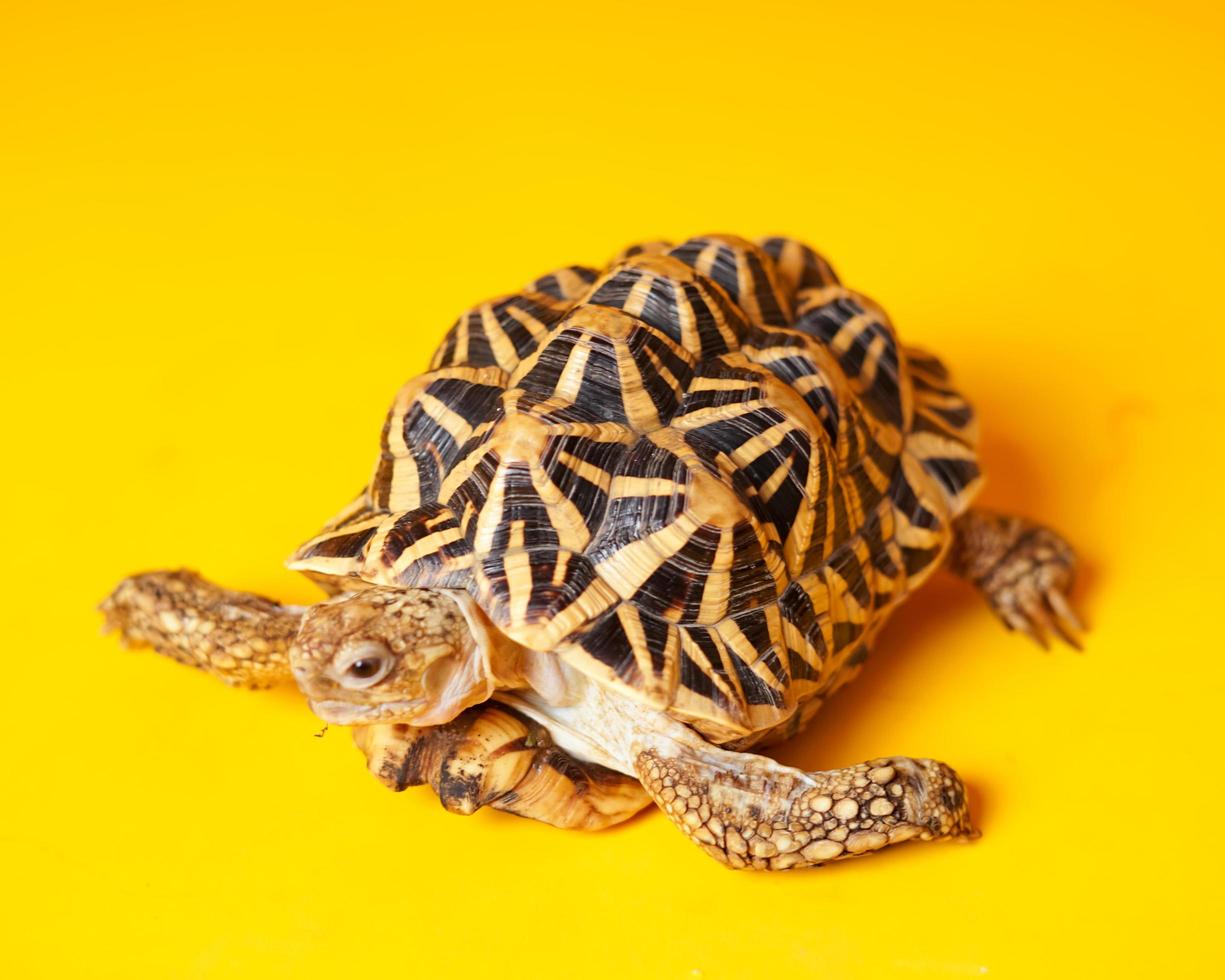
[[290, 235, 981, 743]]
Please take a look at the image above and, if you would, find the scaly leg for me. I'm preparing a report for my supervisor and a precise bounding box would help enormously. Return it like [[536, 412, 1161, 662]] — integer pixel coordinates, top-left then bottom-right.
[[354, 704, 651, 831], [635, 749, 972, 871], [948, 509, 1085, 648], [100, 569, 301, 687], [501, 687, 974, 871]]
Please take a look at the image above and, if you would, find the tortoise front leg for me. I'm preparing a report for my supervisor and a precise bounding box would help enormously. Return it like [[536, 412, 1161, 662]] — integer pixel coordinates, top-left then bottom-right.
[[948, 509, 1085, 648], [100, 570, 301, 687], [354, 704, 651, 831]]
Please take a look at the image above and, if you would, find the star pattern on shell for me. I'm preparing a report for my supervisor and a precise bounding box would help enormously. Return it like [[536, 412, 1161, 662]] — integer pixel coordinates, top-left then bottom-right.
[[290, 234, 982, 743]]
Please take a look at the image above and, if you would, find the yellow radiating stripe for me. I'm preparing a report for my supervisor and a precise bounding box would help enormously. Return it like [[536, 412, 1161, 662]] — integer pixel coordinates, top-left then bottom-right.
[[472, 459, 510, 554], [609, 475, 682, 497], [671, 274, 702, 354], [424, 509, 454, 530], [758, 452, 796, 504], [505, 299, 553, 342], [616, 604, 656, 686], [552, 549, 571, 588], [715, 615, 760, 666], [454, 313, 471, 365], [531, 461, 591, 553], [716, 608, 791, 707], [858, 444, 892, 496], [612, 336, 663, 433], [687, 374, 762, 392], [301, 515, 385, 549], [757, 518, 790, 595], [437, 442, 485, 503], [778, 238, 805, 294], [551, 267, 594, 302], [728, 420, 794, 472], [693, 239, 723, 279], [912, 387, 974, 412], [416, 391, 476, 448], [635, 316, 697, 363], [387, 454, 422, 512], [478, 300, 520, 373], [504, 522, 534, 626], [706, 628, 749, 710], [389, 523, 465, 574], [505, 577, 618, 651], [696, 526, 734, 623], [621, 271, 654, 317], [796, 283, 853, 313], [459, 499, 479, 537], [551, 335, 592, 406], [679, 629, 742, 718], [781, 618, 824, 685], [556, 450, 615, 493], [672, 397, 771, 430], [638, 342, 686, 403], [595, 511, 698, 602], [828, 311, 876, 356], [732, 248, 764, 325], [904, 429, 979, 463], [857, 329, 889, 389], [790, 370, 839, 406], [691, 278, 743, 352]]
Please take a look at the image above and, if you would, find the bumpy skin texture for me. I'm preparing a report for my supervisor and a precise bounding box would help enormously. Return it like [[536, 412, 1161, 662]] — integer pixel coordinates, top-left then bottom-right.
[[355, 704, 650, 830], [101, 570, 299, 687], [948, 510, 1082, 648], [635, 750, 972, 870]]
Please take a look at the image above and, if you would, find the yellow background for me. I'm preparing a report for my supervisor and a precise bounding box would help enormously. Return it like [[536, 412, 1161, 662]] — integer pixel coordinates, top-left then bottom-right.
[[4, 1, 1223, 976]]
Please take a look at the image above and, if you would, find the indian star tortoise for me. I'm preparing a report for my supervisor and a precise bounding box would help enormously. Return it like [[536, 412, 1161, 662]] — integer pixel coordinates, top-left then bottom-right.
[[103, 234, 1082, 871]]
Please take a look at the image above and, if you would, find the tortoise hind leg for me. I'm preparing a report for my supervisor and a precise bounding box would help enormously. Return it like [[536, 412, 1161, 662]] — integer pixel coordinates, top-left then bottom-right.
[[947, 509, 1085, 648], [354, 705, 651, 831], [634, 748, 974, 871], [100, 570, 301, 687]]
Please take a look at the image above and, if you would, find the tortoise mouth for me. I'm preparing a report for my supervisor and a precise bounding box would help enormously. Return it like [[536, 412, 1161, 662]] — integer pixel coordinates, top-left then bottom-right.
[[308, 697, 426, 726]]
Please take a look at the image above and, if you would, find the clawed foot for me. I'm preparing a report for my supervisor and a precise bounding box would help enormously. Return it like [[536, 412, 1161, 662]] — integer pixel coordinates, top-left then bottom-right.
[[950, 512, 1085, 649]]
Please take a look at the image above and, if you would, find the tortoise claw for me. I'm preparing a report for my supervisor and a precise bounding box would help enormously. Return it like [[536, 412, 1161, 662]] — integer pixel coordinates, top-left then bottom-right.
[[953, 512, 1086, 651], [1044, 588, 1084, 650], [988, 536, 1084, 651]]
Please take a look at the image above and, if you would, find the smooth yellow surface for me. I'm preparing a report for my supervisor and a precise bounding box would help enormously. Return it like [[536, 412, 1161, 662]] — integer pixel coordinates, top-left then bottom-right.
[[4, 1, 1223, 976]]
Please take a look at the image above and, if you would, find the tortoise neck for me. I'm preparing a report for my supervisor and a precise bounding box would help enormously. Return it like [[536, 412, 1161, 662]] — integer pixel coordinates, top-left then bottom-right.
[[494, 684, 713, 776], [447, 592, 590, 705]]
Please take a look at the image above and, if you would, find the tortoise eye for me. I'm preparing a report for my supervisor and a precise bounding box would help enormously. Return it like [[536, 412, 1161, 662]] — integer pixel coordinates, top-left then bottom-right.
[[335, 643, 393, 689]]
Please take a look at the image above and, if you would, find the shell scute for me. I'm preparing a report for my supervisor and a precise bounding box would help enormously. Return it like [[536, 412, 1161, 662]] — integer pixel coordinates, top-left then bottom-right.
[[667, 235, 793, 329], [587, 429, 786, 626], [586, 252, 749, 359], [792, 285, 910, 432], [509, 305, 696, 433], [370, 365, 507, 513]]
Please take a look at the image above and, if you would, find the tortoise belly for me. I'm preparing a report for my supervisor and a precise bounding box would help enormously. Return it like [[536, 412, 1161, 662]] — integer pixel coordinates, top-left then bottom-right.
[[290, 235, 983, 744]]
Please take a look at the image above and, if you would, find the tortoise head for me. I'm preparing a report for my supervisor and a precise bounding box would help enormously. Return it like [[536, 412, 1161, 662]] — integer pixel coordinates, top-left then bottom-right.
[[290, 587, 494, 726]]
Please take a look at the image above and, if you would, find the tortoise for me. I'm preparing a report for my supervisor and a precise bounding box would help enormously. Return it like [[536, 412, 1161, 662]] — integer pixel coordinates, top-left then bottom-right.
[[102, 234, 1083, 870]]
